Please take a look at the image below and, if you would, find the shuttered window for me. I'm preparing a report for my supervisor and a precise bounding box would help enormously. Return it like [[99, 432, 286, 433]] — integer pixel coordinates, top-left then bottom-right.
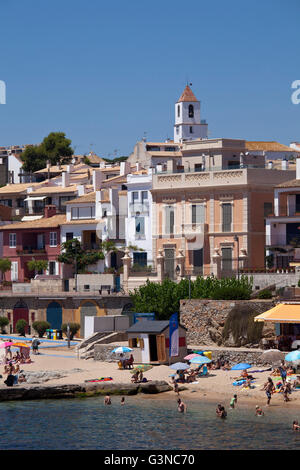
[[222, 203, 232, 232], [165, 206, 175, 234], [191, 204, 205, 224]]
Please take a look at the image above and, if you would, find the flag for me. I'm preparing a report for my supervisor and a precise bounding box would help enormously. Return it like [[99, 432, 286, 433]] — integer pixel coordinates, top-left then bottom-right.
[[169, 313, 179, 357]]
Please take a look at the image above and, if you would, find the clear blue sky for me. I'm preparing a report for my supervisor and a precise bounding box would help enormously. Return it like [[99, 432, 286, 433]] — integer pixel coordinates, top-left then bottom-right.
[[0, 0, 299, 157]]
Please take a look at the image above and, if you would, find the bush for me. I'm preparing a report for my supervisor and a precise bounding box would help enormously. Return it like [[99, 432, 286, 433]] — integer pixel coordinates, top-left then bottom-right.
[[32, 320, 51, 338], [257, 289, 273, 299], [0, 316, 9, 334], [16, 319, 28, 336], [62, 323, 80, 339]]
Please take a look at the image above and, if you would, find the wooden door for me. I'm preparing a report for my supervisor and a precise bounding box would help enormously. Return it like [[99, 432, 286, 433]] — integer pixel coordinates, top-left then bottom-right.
[[156, 334, 166, 363]]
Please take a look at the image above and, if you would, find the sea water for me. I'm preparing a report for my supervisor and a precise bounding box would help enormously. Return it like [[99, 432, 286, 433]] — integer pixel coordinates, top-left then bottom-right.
[[0, 396, 300, 450]]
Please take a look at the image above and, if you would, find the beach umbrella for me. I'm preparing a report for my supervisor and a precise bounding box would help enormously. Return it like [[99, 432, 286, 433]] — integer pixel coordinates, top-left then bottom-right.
[[13, 342, 30, 348], [184, 353, 202, 360], [285, 351, 300, 362], [189, 355, 212, 364], [170, 362, 190, 370], [260, 349, 284, 363], [0, 341, 13, 348], [130, 364, 153, 373], [231, 363, 252, 370], [111, 347, 133, 354]]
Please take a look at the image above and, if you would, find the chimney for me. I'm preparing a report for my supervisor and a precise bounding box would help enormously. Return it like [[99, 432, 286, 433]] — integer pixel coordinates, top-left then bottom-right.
[[44, 205, 56, 218], [282, 159, 288, 170], [62, 171, 70, 188], [267, 161, 273, 169], [77, 184, 85, 196], [297, 157, 300, 179], [67, 164, 73, 173], [136, 163, 141, 172], [120, 161, 131, 176], [93, 169, 104, 191]]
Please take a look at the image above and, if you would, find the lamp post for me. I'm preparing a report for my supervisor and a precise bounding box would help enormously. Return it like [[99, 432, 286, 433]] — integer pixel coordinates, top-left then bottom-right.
[[234, 235, 240, 280], [72, 240, 78, 292]]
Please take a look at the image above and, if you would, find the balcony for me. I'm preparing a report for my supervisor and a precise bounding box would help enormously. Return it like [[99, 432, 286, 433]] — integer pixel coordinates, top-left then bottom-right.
[[16, 248, 46, 255], [129, 201, 149, 215]]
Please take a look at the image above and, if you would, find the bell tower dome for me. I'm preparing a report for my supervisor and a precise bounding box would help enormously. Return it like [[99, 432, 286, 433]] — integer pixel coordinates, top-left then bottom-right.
[[174, 85, 208, 143]]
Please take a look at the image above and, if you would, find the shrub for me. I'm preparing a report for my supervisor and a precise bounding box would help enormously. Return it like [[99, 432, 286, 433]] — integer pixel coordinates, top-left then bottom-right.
[[32, 320, 51, 338], [16, 319, 28, 336], [0, 316, 9, 334], [62, 323, 80, 339], [257, 289, 273, 299]]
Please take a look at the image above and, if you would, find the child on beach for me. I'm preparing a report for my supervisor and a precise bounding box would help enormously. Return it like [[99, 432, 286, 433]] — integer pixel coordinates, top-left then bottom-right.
[[255, 405, 264, 416], [216, 404, 227, 419], [230, 395, 237, 408]]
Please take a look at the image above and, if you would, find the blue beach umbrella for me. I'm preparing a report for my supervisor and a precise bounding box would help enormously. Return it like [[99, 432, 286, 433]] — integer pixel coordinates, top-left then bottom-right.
[[189, 355, 212, 364], [170, 362, 190, 370], [231, 363, 252, 370], [285, 351, 300, 362], [111, 347, 133, 354]]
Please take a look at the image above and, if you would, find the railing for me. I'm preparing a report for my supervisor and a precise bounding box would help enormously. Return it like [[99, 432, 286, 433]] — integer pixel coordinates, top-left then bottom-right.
[[24, 206, 66, 215], [129, 201, 149, 214], [156, 164, 267, 175], [16, 248, 46, 255]]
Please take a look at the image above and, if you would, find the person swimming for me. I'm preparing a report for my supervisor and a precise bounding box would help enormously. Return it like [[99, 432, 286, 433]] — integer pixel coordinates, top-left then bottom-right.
[[216, 404, 227, 418], [104, 393, 111, 405], [293, 420, 300, 430], [177, 398, 187, 413]]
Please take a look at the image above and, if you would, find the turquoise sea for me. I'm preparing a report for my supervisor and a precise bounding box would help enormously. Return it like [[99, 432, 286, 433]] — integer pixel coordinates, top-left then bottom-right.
[[0, 396, 299, 450]]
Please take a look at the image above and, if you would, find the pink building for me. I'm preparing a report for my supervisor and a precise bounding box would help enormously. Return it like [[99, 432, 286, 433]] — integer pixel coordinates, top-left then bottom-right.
[[1, 205, 65, 282]]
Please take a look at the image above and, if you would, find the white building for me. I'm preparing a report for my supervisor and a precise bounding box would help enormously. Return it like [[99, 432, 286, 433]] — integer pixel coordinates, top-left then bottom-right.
[[174, 85, 208, 143], [125, 168, 153, 268]]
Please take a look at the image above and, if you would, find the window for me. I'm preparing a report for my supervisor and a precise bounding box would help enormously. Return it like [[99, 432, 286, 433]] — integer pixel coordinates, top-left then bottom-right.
[[141, 191, 148, 202], [9, 233, 16, 248], [133, 252, 147, 266], [50, 232, 57, 247], [71, 206, 95, 219], [188, 104, 194, 118], [264, 202, 273, 217], [189, 126, 193, 134], [195, 163, 202, 172], [11, 261, 18, 281], [132, 191, 139, 203], [135, 217, 145, 238], [49, 261, 56, 275], [222, 203, 232, 232], [221, 247, 232, 274], [177, 105, 180, 118], [191, 204, 205, 224], [66, 232, 73, 241], [165, 206, 175, 234], [176, 126, 179, 135]]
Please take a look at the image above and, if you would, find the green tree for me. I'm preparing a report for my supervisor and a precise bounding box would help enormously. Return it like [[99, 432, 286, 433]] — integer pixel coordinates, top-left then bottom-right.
[[58, 238, 105, 273], [0, 316, 9, 334], [21, 132, 73, 173], [62, 322, 80, 339], [27, 259, 49, 274], [0, 258, 11, 282], [32, 320, 51, 338], [16, 319, 27, 336]]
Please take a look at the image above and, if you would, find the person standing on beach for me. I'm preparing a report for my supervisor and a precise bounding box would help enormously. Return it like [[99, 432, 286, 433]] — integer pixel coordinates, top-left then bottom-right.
[[121, 397, 125, 405], [230, 394, 237, 409], [104, 393, 111, 405], [263, 377, 275, 406], [279, 361, 287, 385], [31, 336, 40, 355]]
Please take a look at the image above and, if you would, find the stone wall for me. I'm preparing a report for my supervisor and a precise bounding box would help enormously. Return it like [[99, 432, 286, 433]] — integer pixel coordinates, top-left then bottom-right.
[[180, 299, 276, 347]]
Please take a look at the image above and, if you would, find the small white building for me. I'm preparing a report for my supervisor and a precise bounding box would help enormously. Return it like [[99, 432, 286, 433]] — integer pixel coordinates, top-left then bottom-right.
[[174, 85, 208, 143], [125, 169, 153, 269]]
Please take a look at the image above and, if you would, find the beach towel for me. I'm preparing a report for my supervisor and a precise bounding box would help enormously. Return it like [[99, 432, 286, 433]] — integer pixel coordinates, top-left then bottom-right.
[[249, 367, 272, 373], [85, 377, 113, 383]]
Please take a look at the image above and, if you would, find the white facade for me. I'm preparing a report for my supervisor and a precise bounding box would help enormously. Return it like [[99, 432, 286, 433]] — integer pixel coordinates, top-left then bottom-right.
[[125, 171, 153, 268]]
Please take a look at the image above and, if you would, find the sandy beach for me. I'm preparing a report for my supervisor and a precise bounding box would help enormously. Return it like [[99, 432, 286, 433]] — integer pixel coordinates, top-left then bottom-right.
[[2, 343, 300, 410]]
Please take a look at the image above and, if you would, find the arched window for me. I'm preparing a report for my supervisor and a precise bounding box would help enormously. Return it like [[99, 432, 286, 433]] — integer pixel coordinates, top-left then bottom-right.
[[177, 105, 180, 118], [188, 104, 194, 118]]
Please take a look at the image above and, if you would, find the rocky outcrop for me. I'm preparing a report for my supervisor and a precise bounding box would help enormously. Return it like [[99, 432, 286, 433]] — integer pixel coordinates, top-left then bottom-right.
[[180, 299, 276, 347], [0, 380, 172, 401]]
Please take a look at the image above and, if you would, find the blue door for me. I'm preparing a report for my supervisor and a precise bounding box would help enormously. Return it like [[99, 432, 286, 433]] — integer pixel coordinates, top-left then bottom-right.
[[47, 302, 62, 330]]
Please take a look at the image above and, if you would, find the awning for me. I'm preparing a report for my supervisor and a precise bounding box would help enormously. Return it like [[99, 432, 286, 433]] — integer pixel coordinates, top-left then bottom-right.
[[24, 196, 47, 201], [254, 304, 300, 323]]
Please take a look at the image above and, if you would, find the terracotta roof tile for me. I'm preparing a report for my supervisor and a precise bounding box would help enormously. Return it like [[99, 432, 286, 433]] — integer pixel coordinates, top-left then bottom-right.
[[0, 214, 66, 230], [246, 141, 299, 152], [178, 85, 198, 103]]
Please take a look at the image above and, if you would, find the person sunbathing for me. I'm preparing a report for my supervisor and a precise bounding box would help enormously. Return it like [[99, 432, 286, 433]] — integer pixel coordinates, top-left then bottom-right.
[[186, 371, 197, 383], [222, 361, 231, 370], [131, 371, 139, 383]]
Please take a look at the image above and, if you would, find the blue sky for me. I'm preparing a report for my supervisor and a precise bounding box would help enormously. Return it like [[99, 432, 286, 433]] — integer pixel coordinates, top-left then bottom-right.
[[0, 0, 299, 157]]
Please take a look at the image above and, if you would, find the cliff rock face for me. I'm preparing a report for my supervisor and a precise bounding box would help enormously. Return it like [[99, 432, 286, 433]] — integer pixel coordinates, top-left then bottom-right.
[[180, 299, 276, 347]]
